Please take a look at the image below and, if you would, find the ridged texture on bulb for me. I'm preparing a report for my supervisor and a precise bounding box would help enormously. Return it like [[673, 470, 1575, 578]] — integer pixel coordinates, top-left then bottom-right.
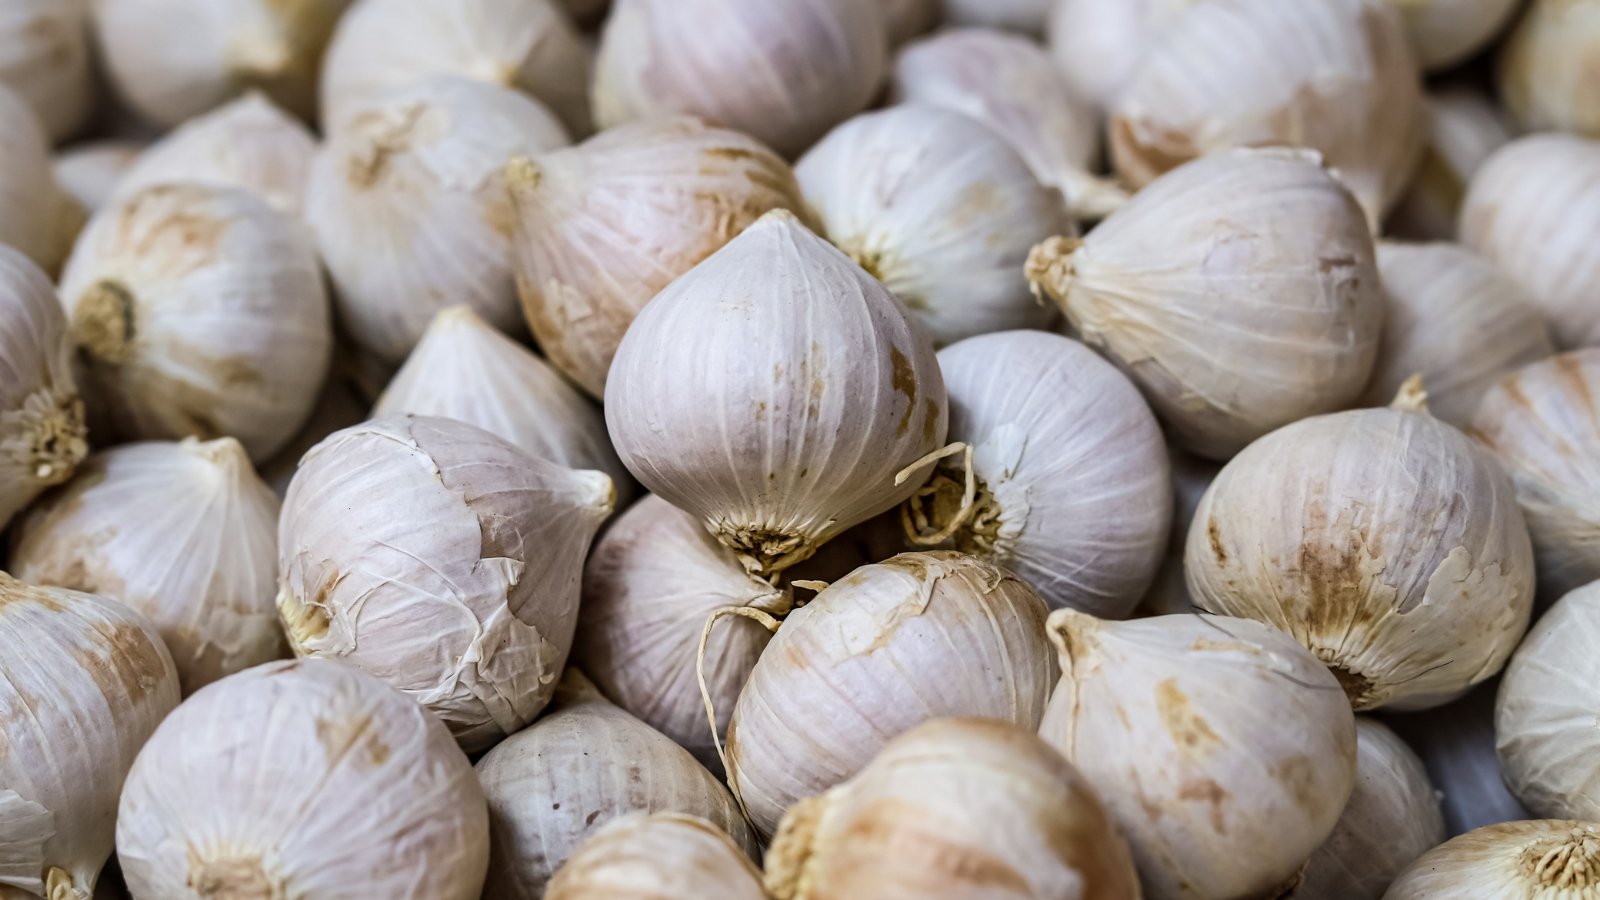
[[116, 659, 489, 900], [904, 331, 1170, 617], [1461, 134, 1600, 350], [1027, 148, 1382, 460], [881, 0, 940, 45], [0, 86, 85, 273], [1136, 448, 1218, 617], [308, 76, 569, 364], [12, 438, 285, 695], [1388, 87, 1517, 241], [605, 210, 947, 576], [320, 0, 592, 136], [765, 718, 1140, 900], [1362, 242, 1554, 427], [1498, 0, 1600, 136], [1386, 682, 1530, 837], [593, 0, 885, 158], [546, 814, 766, 900], [727, 552, 1055, 837], [506, 117, 807, 397], [941, 0, 1050, 33], [476, 671, 758, 900], [0, 245, 86, 529], [1395, 0, 1522, 70], [278, 415, 614, 752], [1039, 610, 1357, 900], [1385, 820, 1600, 899], [0, 575, 180, 900], [574, 495, 780, 776], [93, 0, 351, 127], [58, 183, 331, 462], [0, 0, 92, 142], [797, 107, 1068, 345], [53, 141, 144, 213], [1186, 404, 1535, 711], [1047, 0, 1189, 112], [1109, 0, 1424, 227]]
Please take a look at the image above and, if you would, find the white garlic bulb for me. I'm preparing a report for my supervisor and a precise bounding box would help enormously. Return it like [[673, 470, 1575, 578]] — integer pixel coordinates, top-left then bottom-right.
[[1136, 448, 1218, 617], [1384, 820, 1600, 899], [1039, 609, 1357, 900], [0, 0, 93, 142], [1386, 681, 1531, 837], [320, 0, 592, 136], [278, 415, 614, 752], [476, 670, 758, 900], [797, 107, 1068, 345], [0, 574, 180, 900], [506, 117, 809, 398], [903, 330, 1170, 617], [766, 717, 1140, 900], [1027, 148, 1383, 461], [592, 0, 886, 158], [116, 658, 489, 900], [1046, 0, 1189, 112], [1388, 87, 1518, 242], [1391, 0, 1522, 70], [941, 0, 1050, 34], [0, 85, 85, 273], [1461, 134, 1600, 350], [259, 360, 370, 499], [1362, 242, 1554, 427], [546, 814, 766, 900], [606, 210, 947, 576], [881, 0, 940, 45], [58, 183, 331, 462], [1498, 0, 1600, 136], [1109, 0, 1425, 227], [53, 141, 144, 213]]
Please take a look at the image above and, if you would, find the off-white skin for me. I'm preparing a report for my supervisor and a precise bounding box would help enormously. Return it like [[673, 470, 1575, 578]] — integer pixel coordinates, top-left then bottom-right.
[[0, 575, 180, 900], [1187, 405, 1536, 711], [278, 415, 614, 753], [0, 86, 84, 274], [11, 438, 285, 695], [1390, 0, 1522, 70], [1027, 148, 1383, 461], [1498, 0, 1600, 136], [592, 0, 885, 158], [1384, 820, 1600, 899], [880, 0, 940, 45], [942, 0, 1051, 33], [727, 552, 1056, 837], [545, 814, 766, 900], [1039, 610, 1357, 900], [765, 718, 1140, 900], [1109, 0, 1424, 228], [1461, 134, 1600, 350], [505, 117, 809, 398], [307, 76, 569, 365], [476, 671, 758, 900], [796, 107, 1068, 346], [605, 210, 948, 576], [116, 658, 489, 900], [574, 495, 780, 776], [57, 182, 331, 462], [320, 0, 592, 136], [1046, 0, 1189, 112], [52, 142, 144, 213], [1385, 681, 1530, 837], [0, 0, 92, 142], [1388, 88, 1517, 241]]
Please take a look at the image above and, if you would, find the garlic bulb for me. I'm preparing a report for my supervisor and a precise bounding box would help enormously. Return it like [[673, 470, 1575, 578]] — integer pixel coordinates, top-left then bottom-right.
[[1460, 134, 1600, 349], [259, 359, 370, 498], [1296, 718, 1445, 900], [1386, 681, 1531, 837], [506, 117, 808, 397], [476, 670, 758, 900], [890, 29, 1126, 221], [1362, 242, 1554, 427], [1392, 0, 1522, 70], [114, 93, 316, 216], [308, 76, 569, 364], [1388, 87, 1518, 242], [320, 0, 592, 136], [1384, 820, 1600, 899], [1039, 609, 1357, 900], [606, 210, 947, 576], [1108, 0, 1425, 227], [0, 85, 85, 273], [766, 717, 1140, 900], [546, 814, 766, 900], [592, 0, 886, 158], [1027, 148, 1383, 461], [11, 438, 284, 695], [1186, 398, 1536, 711], [574, 495, 781, 775], [727, 551, 1055, 836], [0, 244, 86, 530], [903, 330, 1170, 617], [278, 415, 614, 752], [941, 0, 1050, 34], [1136, 447, 1218, 617], [796, 107, 1068, 345], [0, 574, 180, 900], [93, 0, 351, 127], [1045, 0, 1189, 112], [58, 183, 331, 462], [1498, 0, 1600, 136], [116, 658, 489, 900], [0, 0, 92, 142], [882, 0, 940, 45], [53, 141, 143, 213]]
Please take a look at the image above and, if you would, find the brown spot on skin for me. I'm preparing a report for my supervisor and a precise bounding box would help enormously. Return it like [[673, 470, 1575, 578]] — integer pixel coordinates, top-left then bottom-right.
[[1318, 255, 1357, 273], [890, 348, 916, 435], [703, 145, 761, 163], [1178, 776, 1229, 834], [1272, 755, 1323, 819], [922, 399, 939, 444], [315, 713, 389, 770], [754, 400, 767, 422], [823, 798, 1033, 895], [1207, 518, 1227, 565], [187, 853, 277, 900], [1156, 678, 1221, 753], [72, 621, 168, 707], [584, 810, 601, 826], [1556, 353, 1597, 412]]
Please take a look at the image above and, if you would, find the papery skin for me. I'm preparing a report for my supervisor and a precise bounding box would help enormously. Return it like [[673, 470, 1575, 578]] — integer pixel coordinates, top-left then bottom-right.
[[1388, 87, 1517, 242], [0, 86, 85, 274], [0, 0, 92, 142], [1384, 680, 1531, 837], [115, 659, 488, 900], [1393, 0, 1521, 70], [1498, 0, 1600, 136], [545, 814, 766, 900], [0, 575, 180, 900], [1046, 0, 1189, 112], [942, 0, 1050, 33], [1136, 448, 1217, 617], [53, 141, 144, 213], [277, 415, 614, 753], [476, 671, 758, 900], [1039, 610, 1357, 900], [1384, 820, 1600, 899], [57, 183, 331, 462], [764, 718, 1140, 900]]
